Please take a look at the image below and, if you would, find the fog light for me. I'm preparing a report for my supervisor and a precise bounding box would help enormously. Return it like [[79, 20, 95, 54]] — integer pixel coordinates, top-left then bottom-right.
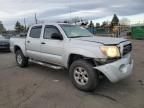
[[119, 64, 127, 73]]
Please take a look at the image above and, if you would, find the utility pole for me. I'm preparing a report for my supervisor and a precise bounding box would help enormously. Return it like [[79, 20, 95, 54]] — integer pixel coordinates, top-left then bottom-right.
[[24, 18, 26, 31], [35, 13, 38, 24]]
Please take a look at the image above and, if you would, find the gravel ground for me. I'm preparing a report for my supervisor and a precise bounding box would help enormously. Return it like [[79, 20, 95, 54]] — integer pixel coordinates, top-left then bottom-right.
[[0, 39, 144, 108]]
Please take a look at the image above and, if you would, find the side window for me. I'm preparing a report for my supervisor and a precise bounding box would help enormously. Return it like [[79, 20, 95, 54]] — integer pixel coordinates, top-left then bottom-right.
[[44, 26, 60, 39], [29, 26, 42, 38]]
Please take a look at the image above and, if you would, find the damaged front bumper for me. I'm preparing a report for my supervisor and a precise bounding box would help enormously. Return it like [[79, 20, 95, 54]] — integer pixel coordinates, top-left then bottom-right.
[[94, 53, 134, 83]]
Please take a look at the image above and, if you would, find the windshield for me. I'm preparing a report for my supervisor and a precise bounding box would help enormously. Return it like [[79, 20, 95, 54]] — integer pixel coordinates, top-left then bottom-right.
[[60, 24, 93, 38]]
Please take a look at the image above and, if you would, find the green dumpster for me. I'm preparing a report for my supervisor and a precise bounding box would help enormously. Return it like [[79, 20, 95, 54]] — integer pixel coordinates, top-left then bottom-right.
[[131, 25, 144, 39]]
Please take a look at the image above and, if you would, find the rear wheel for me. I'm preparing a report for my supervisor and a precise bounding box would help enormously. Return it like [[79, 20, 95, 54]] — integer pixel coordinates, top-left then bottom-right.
[[16, 50, 28, 67], [69, 59, 98, 91]]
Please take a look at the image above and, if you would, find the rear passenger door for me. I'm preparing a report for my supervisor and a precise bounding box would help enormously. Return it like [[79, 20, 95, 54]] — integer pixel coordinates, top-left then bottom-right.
[[26, 26, 42, 60], [40, 25, 64, 65]]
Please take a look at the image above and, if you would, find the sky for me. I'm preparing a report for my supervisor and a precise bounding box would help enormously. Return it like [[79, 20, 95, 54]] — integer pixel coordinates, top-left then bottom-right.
[[0, 0, 144, 30]]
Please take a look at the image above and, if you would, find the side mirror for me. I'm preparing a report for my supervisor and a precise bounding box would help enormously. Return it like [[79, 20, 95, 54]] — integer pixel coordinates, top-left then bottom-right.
[[51, 33, 63, 40], [20, 33, 27, 37]]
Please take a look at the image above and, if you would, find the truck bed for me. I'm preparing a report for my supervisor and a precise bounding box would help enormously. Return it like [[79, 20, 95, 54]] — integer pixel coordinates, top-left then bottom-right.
[[10, 37, 26, 54]]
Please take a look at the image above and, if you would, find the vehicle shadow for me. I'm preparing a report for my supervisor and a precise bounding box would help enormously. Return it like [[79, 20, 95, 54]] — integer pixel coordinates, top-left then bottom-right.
[[27, 62, 69, 80], [27, 62, 132, 94], [0, 51, 11, 54], [16, 62, 135, 105]]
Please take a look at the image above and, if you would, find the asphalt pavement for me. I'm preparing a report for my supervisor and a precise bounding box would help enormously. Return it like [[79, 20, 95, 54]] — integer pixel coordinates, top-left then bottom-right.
[[0, 39, 144, 108]]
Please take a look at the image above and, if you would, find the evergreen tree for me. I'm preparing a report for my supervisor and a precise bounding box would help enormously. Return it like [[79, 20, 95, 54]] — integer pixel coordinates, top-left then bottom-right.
[[88, 21, 94, 27], [111, 14, 119, 27], [15, 21, 21, 33], [15, 21, 25, 33], [0, 21, 6, 34]]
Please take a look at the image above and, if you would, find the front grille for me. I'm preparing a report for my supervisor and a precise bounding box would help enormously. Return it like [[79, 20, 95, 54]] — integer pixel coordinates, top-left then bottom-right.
[[123, 43, 132, 55], [0, 42, 9, 45]]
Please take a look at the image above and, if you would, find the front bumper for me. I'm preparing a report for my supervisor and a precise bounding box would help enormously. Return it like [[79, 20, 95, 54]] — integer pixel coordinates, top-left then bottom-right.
[[94, 53, 133, 83], [0, 45, 10, 51]]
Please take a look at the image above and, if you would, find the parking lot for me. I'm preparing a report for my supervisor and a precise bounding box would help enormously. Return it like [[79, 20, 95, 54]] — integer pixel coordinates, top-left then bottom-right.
[[0, 39, 144, 108]]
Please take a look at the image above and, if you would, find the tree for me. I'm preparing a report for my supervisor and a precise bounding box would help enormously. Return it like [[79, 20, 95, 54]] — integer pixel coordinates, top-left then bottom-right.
[[88, 21, 94, 27], [59, 17, 88, 26], [0, 21, 6, 34], [15, 21, 25, 33], [96, 23, 100, 28], [80, 19, 88, 27], [71, 17, 81, 24], [110, 14, 120, 37], [64, 20, 69, 23], [111, 14, 119, 27], [101, 21, 109, 27], [15, 21, 21, 33]]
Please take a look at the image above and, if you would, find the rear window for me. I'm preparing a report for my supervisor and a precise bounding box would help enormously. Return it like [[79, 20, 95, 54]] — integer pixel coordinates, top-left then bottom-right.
[[29, 26, 42, 38]]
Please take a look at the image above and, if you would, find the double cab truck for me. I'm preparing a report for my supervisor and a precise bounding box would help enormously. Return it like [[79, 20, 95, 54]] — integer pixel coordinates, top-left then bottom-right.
[[10, 23, 133, 91]]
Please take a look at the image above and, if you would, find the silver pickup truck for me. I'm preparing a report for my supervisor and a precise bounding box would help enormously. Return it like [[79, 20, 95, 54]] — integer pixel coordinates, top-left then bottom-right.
[[10, 23, 133, 91]]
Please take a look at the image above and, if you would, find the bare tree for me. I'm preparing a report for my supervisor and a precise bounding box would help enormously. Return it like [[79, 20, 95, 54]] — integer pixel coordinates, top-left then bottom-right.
[[96, 23, 100, 28], [101, 21, 109, 27], [58, 17, 88, 26], [120, 18, 130, 25]]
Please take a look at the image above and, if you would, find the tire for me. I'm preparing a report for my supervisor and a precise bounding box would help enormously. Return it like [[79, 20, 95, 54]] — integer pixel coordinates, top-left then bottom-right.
[[15, 50, 28, 67], [69, 59, 98, 91]]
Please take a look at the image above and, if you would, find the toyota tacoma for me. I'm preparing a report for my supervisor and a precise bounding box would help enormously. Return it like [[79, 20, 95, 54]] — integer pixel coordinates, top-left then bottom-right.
[[10, 23, 133, 91]]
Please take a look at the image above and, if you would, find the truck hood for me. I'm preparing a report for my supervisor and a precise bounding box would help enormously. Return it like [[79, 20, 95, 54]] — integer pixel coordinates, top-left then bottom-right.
[[74, 36, 128, 45], [0, 39, 9, 43]]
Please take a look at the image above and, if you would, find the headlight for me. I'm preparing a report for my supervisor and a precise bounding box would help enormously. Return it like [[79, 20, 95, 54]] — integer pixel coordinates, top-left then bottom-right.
[[100, 46, 120, 58]]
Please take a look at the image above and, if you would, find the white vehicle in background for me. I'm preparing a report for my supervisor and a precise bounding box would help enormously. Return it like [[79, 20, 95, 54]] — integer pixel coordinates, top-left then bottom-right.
[[10, 23, 133, 91]]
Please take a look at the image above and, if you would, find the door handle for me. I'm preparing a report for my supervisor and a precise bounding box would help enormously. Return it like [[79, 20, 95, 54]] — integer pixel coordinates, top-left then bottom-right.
[[27, 40, 30, 43], [41, 42, 46, 44]]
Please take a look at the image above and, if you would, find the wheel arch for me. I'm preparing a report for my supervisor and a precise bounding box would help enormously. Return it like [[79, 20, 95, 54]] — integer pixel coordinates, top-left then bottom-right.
[[67, 53, 96, 69], [14, 45, 21, 53], [14, 45, 26, 56]]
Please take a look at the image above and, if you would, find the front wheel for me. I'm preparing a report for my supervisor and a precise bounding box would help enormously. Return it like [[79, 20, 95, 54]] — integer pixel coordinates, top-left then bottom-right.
[[16, 50, 28, 67], [69, 59, 98, 91]]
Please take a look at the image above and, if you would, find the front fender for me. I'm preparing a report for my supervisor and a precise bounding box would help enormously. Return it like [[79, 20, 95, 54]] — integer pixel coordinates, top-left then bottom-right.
[[14, 45, 26, 56], [63, 47, 104, 67]]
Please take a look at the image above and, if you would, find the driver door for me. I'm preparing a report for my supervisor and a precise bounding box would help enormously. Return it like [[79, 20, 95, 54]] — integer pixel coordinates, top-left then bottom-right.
[[40, 25, 64, 65]]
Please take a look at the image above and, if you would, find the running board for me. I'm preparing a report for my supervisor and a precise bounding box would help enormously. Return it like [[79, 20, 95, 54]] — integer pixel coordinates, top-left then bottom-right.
[[29, 59, 63, 70]]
